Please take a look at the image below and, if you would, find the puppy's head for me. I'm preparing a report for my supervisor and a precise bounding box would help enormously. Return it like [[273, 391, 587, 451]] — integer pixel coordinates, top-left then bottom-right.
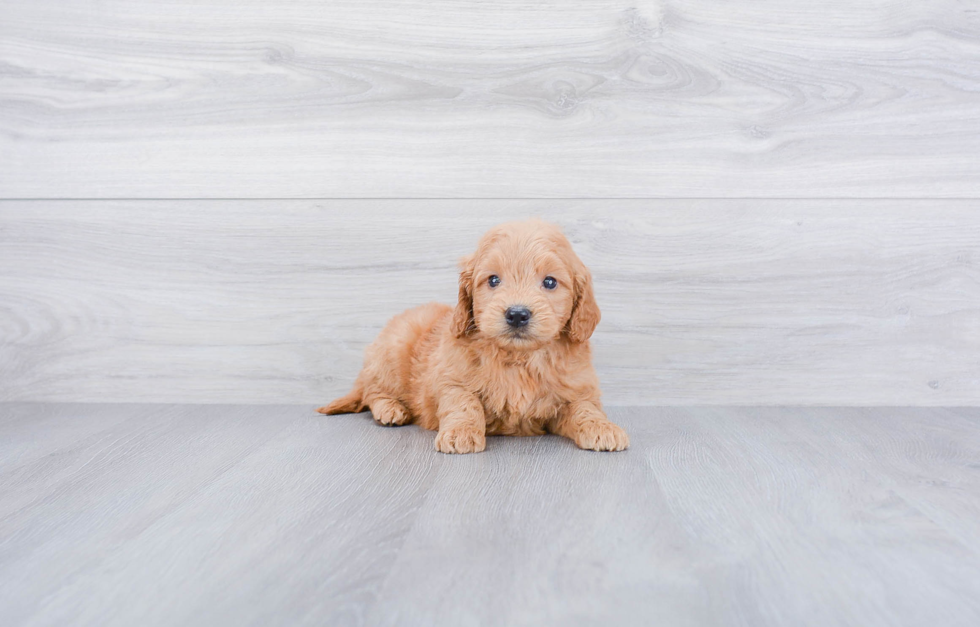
[[451, 220, 600, 348]]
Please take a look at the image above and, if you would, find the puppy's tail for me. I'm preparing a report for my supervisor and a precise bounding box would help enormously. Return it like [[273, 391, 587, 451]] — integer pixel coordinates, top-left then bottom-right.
[[316, 383, 365, 415]]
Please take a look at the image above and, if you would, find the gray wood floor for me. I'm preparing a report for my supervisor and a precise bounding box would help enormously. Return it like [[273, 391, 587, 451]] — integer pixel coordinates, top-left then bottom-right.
[[2, 404, 979, 626]]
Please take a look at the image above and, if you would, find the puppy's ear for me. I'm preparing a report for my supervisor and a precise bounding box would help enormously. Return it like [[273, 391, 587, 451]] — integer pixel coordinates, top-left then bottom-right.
[[567, 264, 600, 343], [451, 254, 476, 338]]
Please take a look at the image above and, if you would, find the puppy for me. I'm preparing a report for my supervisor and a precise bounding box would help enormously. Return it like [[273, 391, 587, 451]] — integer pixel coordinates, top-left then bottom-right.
[[317, 219, 629, 454]]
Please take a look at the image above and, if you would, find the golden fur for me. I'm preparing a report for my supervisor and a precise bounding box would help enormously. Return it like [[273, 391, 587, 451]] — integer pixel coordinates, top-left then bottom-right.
[[317, 219, 629, 454]]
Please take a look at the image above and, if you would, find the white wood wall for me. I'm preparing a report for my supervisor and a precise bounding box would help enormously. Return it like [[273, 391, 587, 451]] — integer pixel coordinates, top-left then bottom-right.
[[2, 201, 977, 405], [1, 1, 979, 404]]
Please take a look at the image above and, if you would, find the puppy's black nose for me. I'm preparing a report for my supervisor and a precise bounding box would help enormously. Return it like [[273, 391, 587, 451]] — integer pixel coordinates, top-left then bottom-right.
[[505, 306, 532, 328]]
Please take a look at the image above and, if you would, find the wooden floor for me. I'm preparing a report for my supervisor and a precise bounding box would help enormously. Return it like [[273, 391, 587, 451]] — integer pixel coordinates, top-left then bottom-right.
[[2, 404, 979, 626]]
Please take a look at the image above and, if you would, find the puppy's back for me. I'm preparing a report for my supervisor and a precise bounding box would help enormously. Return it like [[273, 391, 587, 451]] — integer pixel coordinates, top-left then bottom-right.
[[361, 302, 451, 400]]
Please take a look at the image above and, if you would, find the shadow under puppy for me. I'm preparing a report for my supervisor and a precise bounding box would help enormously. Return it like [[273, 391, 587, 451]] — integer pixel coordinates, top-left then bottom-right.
[[318, 219, 629, 454]]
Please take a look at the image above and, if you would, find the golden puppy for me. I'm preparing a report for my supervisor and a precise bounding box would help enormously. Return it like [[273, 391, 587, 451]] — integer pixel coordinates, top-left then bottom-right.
[[317, 219, 629, 454]]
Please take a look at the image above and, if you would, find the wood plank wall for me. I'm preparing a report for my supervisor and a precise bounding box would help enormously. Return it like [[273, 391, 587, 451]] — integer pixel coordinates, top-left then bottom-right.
[[2, 201, 977, 404], [1, 1, 978, 404]]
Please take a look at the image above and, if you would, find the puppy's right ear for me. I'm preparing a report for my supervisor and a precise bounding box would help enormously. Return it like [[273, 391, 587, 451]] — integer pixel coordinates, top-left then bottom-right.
[[451, 254, 476, 338]]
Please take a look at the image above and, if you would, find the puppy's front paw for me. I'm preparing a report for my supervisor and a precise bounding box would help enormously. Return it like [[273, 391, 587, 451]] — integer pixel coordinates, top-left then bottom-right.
[[574, 421, 629, 452], [435, 424, 486, 454]]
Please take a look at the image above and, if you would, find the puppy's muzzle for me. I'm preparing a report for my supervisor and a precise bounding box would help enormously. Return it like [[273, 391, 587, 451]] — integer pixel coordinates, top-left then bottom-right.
[[504, 306, 532, 329]]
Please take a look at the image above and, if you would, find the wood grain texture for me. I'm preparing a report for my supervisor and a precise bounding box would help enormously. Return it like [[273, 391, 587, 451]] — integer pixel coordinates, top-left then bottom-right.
[[0, 405, 442, 626], [2, 1, 980, 198], [2, 404, 980, 626], [2, 199, 978, 405]]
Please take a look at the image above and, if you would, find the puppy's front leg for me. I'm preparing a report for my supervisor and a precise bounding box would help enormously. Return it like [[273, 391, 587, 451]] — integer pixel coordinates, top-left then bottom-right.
[[552, 400, 629, 452], [434, 386, 486, 454]]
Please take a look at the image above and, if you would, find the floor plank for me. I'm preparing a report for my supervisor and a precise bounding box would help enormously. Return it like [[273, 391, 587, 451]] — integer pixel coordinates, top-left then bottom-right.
[[365, 407, 707, 627], [655, 407, 980, 627], [0, 404, 442, 627], [2, 404, 979, 626], [821, 407, 980, 551], [2, 1, 979, 197], [0, 403, 146, 473]]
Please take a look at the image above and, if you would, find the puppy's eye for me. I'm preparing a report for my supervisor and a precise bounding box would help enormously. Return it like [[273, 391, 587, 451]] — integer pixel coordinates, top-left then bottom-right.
[[488, 275, 501, 288], [542, 276, 558, 290]]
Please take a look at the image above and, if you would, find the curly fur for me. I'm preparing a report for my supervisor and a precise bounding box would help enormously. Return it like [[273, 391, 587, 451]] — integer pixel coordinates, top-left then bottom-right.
[[317, 219, 629, 454]]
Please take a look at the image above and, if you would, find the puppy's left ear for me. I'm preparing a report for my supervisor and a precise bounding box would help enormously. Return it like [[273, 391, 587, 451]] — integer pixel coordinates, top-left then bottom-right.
[[567, 264, 600, 343], [451, 254, 476, 338]]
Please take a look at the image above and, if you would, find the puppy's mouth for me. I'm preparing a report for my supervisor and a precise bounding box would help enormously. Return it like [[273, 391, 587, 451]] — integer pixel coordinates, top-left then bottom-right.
[[501, 327, 538, 344]]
